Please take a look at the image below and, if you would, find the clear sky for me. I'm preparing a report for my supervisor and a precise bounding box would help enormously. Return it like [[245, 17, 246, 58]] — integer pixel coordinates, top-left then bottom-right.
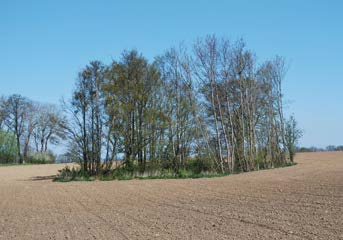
[[1, 0, 342, 148]]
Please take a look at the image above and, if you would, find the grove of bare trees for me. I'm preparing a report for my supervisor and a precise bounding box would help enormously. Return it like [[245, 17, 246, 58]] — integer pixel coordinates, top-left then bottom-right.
[[61, 35, 301, 177], [0, 35, 302, 177], [0, 95, 65, 164]]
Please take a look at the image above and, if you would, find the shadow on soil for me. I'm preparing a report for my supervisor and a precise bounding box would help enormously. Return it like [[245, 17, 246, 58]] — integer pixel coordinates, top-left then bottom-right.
[[30, 175, 56, 181]]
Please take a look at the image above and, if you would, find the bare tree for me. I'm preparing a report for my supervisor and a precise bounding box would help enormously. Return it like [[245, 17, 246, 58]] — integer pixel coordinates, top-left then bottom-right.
[[63, 61, 105, 174], [0, 96, 6, 129], [156, 45, 198, 172], [285, 115, 302, 162], [3, 94, 31, 163], [193, 35, 227, 172], [33, 103, 66, 153], [22, 103, 36, 161]]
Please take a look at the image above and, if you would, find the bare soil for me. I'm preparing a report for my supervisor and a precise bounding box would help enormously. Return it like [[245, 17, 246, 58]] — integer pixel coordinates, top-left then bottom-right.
[[0, 151, 342, 240]]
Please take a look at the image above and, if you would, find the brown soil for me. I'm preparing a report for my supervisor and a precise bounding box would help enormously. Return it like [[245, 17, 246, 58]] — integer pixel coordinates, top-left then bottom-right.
[[0, 151, 342, 240]]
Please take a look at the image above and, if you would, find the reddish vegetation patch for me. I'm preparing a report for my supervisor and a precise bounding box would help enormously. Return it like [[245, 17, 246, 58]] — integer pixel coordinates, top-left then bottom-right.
[[0, 152, 342, 239]]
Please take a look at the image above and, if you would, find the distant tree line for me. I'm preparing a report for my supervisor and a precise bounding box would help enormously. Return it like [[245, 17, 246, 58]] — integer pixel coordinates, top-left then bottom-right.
[[0, 95, 66, 164], [297, 145, 343, 152], [61, 35, 302, 177]]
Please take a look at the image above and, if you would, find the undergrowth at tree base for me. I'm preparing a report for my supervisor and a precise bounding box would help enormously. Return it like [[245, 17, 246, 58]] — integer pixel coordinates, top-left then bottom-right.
[[0, 163, 35, 167], [53, 162, 297, 182]]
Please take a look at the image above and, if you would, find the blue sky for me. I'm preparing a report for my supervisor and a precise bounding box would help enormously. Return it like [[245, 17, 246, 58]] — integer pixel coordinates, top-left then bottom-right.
[[1, 0, 342, 147]]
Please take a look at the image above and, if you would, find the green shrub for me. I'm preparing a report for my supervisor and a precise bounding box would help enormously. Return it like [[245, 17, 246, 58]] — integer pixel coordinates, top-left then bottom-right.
[[54, 166, 93, 182], [0, 131, 18, 164], [112, 166, 133, 179], [185, 157, 214, 174], [178, 169, 191, 178], [255, 154, 266, 170], [161, 168, 174, 178], [27, 152, 56, 164]]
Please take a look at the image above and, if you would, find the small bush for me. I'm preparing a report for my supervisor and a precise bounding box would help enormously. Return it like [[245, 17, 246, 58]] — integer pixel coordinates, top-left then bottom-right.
[[178, 169, 191, 178], [27, 152, 55, 164], [255, 154, 267, 170], [161, 168, 174, 178], [54, 166, 93, 182], [0, 131, 18, 164], [285, 162, 297, 167], [185, 157, 214, 174], [112, 166, 133, 179]]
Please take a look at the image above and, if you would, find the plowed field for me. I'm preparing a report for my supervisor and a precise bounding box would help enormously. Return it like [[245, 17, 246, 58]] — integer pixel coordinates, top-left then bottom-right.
[[0, 151, 342, 239]]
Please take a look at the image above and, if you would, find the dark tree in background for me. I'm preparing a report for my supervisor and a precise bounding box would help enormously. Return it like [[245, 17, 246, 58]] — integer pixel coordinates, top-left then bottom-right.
[[285, 115, 303, 162]]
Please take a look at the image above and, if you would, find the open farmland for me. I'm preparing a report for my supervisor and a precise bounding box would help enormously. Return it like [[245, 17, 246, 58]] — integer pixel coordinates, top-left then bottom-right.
[[0, 151, 342, 240]]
